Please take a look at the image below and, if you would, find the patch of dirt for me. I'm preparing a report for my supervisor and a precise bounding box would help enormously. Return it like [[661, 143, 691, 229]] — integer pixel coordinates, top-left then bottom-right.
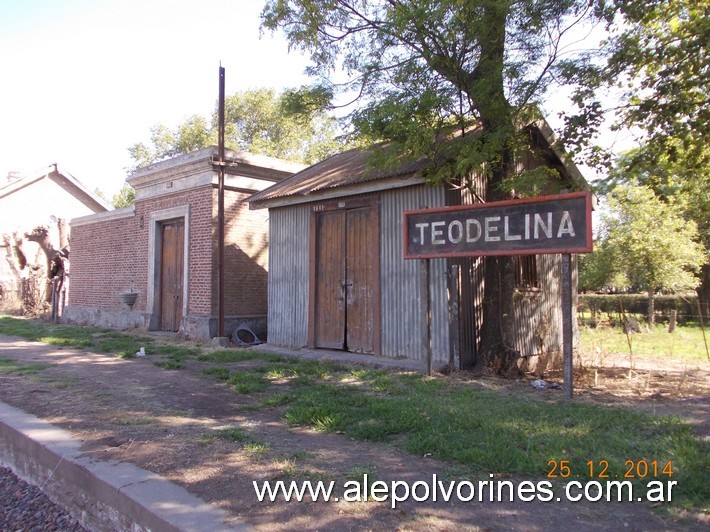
[[0, 332, 707, 531]]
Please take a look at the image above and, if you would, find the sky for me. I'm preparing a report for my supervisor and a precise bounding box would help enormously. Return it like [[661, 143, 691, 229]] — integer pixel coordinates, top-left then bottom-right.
[[0, 0, 633, 199], [0, 0, 312, 197]]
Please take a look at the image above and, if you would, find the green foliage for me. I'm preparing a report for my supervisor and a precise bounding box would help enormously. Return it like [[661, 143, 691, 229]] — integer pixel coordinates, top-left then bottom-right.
[[127, 88, 342, 171], [562, 0, 709, 172], [262, 0, 600, 193], [111, 183, 135, 209], [582, 181, 706, 296], [93, 187, 109, 203], [578, 244, 619, 292], [603, 143, 710, 252], [598, 184, 705, 294]]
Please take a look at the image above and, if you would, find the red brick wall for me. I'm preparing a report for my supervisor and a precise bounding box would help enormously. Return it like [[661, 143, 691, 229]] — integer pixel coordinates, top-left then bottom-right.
[[69, 211, 145, 310], [68, 184, 269, 323], [138, 186, 214, 316], [221, 189, 270, 316]]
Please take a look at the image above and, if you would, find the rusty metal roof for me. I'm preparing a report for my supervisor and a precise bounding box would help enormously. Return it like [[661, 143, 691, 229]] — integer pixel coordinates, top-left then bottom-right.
[[247, 146, 426, 205], [248, 118, 590, 207]]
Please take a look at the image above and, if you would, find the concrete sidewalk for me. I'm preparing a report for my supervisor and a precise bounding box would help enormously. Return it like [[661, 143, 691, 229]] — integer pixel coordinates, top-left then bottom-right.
[[0, 401, 244, 531]]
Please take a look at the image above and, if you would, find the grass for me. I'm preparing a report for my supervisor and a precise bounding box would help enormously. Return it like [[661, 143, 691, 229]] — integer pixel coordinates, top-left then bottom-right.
[[201, 366, 269, 394], [0, 316, 205, 362], [1, 316, 707, 509], [0, 316, 153, 357], [0, 358, 53, 375], [112, 415, 161, 426], [199, 426, 271, 455], [579, 323, 709, 361], [213, 362, 708, 508]]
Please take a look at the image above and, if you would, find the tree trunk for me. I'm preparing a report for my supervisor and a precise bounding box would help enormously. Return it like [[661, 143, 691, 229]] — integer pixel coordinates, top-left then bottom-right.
[[476, 254, 520, 376], [472, 140, 520, 376], [57, 218, 70, 251], [2, 234, 26, 278], [464, 3, 521, 376], [647, 288, 655, 325], [698, 264, 710, 325]]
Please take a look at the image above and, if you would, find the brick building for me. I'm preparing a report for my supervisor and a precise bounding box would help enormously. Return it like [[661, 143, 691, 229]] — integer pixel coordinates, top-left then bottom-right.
[[64, 147, 304, 340]]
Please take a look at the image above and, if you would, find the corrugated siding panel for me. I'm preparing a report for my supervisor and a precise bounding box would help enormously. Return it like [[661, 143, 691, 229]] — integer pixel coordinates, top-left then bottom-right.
[[453, 256, 483, 367], [380, 185, 449, 363], [540, 254, 563, 354], [267, 205, 310, 347], [446, 172, 486, 368], [512, 254, 564, 365]]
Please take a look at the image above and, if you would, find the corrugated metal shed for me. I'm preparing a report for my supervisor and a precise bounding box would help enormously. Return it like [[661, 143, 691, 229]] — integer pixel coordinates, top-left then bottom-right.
[[266, 204, 311, 347], [248, 118, 591, 210], [250, 118, 590, 371], [249, 147, 426, 205], [380, 185, 450, 362]]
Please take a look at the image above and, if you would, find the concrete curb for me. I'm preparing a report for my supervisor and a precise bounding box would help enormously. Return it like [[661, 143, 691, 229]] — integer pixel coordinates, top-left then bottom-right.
[[0, 401, 243, 531]]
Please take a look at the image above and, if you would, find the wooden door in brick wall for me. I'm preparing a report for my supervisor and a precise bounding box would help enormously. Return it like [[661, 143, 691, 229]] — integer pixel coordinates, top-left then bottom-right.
[[313, 204, 378, 354], [159, 219, 184, 331]]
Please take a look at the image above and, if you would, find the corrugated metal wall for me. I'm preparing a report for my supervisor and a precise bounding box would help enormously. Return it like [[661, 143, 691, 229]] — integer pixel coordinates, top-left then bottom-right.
[[446, 173, 487, 368], [266, 205, 310, 347], [380, 185, 450, 363], [264, 182, 577, 371], [540, 254, 564, 355], [452, 256, 483, 367], [511, 254, 565, 371]]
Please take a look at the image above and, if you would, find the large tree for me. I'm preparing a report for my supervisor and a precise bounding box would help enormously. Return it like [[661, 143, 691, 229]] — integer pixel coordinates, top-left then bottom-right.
[[587, 184, 704, 323], [599, 142, 710, 319], [562, 0, 709, 172], [128, 88, 342, 171], [568, 0, 710, 319], [262, 0, 601, 374]]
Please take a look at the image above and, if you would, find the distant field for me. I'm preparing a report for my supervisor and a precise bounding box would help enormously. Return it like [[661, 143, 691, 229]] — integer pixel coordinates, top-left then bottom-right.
[[579, 323, 708, 361]]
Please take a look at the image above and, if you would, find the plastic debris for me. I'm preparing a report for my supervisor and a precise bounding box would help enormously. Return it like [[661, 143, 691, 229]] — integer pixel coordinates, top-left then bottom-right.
[[531, 379, 562, 390]]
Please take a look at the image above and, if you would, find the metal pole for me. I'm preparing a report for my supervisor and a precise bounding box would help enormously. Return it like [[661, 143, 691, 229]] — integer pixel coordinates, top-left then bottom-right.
[[561, 253, 573, 399], [217, 66, 226, 337], [421, 259, 432, 376], [696, 297, 710, 361], [447, 264, 460, 372]]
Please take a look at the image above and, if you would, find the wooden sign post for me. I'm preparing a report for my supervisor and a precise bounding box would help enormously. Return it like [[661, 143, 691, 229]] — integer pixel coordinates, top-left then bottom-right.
[[561, 253, 574, 399], [421, 259, 432, 376], [404, 192, 593, 397]]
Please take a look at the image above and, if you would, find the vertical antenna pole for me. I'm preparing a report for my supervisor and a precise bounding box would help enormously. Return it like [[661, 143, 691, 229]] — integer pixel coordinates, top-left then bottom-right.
[[217, 66, 226, 338]]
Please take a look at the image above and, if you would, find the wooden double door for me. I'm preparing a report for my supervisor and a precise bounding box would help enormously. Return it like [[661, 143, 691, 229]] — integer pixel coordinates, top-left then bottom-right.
[[311, 201, 380, 354], [158, 218, 184, 332]]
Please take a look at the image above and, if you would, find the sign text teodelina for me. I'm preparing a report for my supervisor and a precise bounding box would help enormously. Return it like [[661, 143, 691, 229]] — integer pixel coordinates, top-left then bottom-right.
[[403, 191, 593, 259]]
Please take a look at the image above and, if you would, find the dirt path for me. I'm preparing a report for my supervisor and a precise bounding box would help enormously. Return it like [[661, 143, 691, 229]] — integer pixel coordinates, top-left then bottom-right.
[[0, 335, 707, 531]]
